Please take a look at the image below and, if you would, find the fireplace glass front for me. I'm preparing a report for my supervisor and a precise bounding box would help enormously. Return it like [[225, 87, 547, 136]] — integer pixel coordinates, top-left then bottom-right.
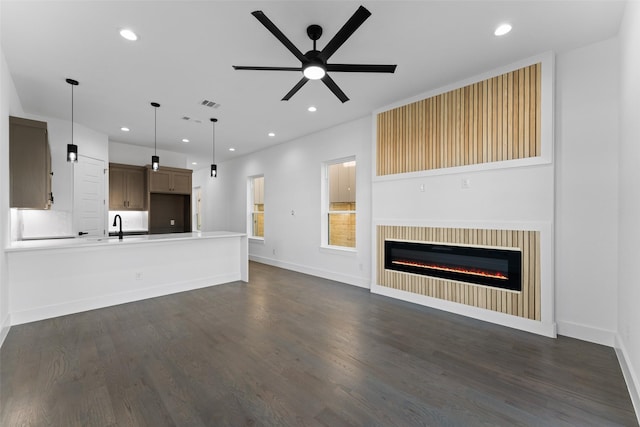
[[384, 240, 522, 291]]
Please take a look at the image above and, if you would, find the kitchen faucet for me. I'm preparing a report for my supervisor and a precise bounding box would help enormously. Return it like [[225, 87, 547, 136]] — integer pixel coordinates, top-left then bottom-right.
[[113, 214, 123, 240]]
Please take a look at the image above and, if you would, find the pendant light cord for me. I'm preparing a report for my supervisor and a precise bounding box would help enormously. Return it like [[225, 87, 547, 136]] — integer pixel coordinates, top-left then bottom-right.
[[212, 120, 216, 164], [154, 106, 157, 156], [71, 84, 74, 146]]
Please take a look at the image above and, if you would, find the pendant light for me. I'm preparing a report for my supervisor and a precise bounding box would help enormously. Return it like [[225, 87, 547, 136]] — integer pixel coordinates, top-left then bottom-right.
[[151, 102, 160, 171], [210, 118, 218, 178], [66, 78, 79, 162]]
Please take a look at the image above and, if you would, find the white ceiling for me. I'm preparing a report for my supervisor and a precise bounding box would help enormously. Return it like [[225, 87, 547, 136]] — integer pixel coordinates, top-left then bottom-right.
[[1, 0, 625, 168]]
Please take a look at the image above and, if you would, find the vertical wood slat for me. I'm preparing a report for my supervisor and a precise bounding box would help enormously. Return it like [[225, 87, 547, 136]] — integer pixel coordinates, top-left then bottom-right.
[[377, 225, 541, 321], [376, 63, 541, 176]]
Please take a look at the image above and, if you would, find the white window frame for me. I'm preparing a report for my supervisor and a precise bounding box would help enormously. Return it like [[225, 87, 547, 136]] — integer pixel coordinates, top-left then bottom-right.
[[247, 174, 264, 241], [321, 156, 356, 252]]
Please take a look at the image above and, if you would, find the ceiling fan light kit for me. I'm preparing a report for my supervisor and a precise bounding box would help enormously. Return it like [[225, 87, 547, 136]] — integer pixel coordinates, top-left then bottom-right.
[[233, 5, 396, 103]]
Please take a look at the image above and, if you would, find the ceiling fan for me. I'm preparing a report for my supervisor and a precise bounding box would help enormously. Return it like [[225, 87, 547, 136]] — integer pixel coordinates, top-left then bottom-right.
[[233, 5, 397, 103]]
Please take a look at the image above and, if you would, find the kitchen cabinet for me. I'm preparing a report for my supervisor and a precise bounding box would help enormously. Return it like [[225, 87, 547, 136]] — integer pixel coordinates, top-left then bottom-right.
[[329, 162, 355, 203], [148, 166, 192, 194], [109, 163, 147, 210], [9, 116, 53, 209]]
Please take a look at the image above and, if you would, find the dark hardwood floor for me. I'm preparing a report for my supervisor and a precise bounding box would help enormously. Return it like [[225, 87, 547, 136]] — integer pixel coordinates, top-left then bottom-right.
[[1, 262, 637, 426]]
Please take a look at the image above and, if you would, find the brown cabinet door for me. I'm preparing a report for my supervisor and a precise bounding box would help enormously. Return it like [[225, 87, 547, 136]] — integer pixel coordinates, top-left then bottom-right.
[[171, 172, 192, 194], [9, 116, 51, 209], [126, 168, 146, 209], [149, 169, 172, 193], [109, 167, 127, 210], [109, 164, 147, 210]]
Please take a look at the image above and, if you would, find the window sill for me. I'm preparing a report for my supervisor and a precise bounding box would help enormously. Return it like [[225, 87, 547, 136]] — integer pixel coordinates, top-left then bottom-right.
[[319, 245, 357, 256], [249, 237, 264, 244]]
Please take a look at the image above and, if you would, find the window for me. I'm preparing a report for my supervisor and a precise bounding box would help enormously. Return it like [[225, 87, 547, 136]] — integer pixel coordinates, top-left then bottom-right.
[[248, 175, 264, 238], [323, 158, 356, 248]]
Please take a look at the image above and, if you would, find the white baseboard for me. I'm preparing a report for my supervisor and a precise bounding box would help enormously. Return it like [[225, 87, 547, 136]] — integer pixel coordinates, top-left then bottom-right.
[[615, 334, 640, 424], [10, 273, 240, 326], [249, 255, 370, 289], [0, 313, 10, 348], [371, 283, 557, 338], [556, 320, 616, 346]]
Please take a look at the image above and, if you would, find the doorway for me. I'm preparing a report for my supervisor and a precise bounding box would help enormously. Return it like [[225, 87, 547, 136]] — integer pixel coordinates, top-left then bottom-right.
[[192, 186, 202, 231], [73, 155, 106, 237]]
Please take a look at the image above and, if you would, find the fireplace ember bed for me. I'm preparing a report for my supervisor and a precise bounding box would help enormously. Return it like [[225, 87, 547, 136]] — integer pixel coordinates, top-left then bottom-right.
[[384, 240, 522, 292]]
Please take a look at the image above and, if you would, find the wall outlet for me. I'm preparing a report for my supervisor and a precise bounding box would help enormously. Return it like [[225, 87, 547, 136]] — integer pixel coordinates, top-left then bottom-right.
[[272, 248, 276, 255], [419, 184, 425, 192], [461, 178, 471, 189], [135, 272, 142, 280], [170, 219, 175, 226]]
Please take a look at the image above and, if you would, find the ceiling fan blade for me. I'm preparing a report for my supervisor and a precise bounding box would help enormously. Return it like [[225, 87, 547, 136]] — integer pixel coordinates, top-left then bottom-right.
[[326, 64, 397, 73], [282, 77, 309, 101], [318, 6, 371, 62], [251, 11, 307, 63], [233, 66, 302, 72], [321, 75, 349, 103]]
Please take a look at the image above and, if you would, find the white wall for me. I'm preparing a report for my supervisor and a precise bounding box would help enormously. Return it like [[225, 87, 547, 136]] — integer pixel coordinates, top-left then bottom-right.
[[194, 117, 372, 288], [0, 30, 23, 344], [371, 55, 555, 336], [618, 0, 640, 416], [555, 37, 620, 346], [109, 140, 188, 169]]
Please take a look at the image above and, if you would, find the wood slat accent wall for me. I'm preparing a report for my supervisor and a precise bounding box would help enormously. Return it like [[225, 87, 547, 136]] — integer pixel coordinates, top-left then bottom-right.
[[376, 63, 541, 176], [377, 226, 541, 320]]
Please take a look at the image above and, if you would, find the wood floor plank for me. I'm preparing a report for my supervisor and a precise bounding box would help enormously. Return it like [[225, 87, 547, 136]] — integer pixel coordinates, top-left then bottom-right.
[[1, 262, 637, 427]]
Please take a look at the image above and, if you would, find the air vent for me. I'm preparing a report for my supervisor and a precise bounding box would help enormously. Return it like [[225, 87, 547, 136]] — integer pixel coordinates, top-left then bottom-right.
[[200, 99, 220, 109]]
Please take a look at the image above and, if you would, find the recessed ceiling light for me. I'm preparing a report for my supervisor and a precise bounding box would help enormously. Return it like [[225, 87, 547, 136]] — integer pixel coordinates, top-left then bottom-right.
[[120, 127, 130, 132], [268, 132, 275, 137], [192, 162, 198, 165], [229, 148, 236, 152], [494, 23, 512, 36], [182, 138, 189, 143], [308, 106, 317, 112], [120, 29, 138, 41]]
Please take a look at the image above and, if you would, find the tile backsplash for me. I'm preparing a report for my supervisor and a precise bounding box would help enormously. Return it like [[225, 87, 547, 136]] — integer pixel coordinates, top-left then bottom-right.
[[108, 211, 148, 233], [11, 209, 73, 240]]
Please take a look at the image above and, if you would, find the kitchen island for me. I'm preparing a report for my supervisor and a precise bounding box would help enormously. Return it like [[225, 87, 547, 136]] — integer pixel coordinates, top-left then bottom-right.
[[6, 231, 248, 324]]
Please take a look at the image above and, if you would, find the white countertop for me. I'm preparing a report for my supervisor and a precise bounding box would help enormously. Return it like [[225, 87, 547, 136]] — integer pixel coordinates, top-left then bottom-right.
[[6, 231, 246, 252]]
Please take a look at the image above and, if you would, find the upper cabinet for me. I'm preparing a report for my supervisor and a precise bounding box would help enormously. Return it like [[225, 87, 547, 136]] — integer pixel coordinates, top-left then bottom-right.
[[9, 116, 53, 209], [109, 163, 147, 210], [147, 166, 192, 194]]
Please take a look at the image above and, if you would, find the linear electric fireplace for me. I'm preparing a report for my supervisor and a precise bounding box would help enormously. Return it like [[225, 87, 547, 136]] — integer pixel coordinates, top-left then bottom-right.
[[384, 240, 522, 292]]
